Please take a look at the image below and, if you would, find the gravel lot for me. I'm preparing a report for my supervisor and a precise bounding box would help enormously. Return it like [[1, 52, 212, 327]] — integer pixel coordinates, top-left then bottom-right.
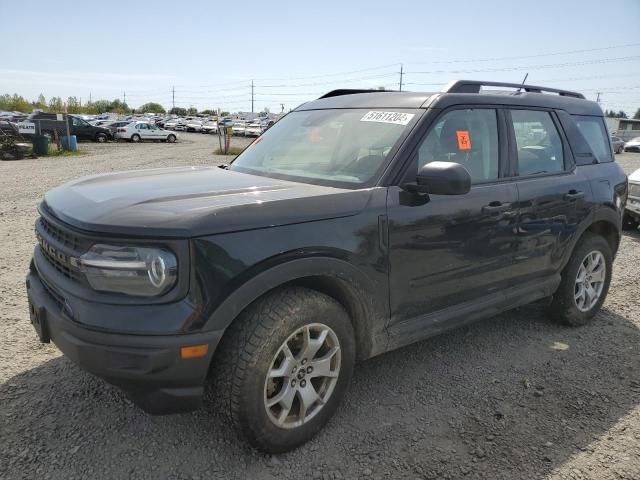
[[1, 134, 639, 480]]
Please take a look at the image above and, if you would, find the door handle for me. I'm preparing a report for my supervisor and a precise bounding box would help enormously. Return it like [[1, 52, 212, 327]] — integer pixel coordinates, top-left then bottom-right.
[[482, 201, 512, 214], [563, 190, 584, 201]]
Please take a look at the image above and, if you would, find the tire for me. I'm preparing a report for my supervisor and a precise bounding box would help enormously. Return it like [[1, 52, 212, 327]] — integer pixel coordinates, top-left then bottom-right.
[[166, 134, 176, 143], [95, 133, 107, 143], [130, 134, 141, 143], [623, 213, 639, 231], [548, 233, 612, 326], [213, 287, 355, 453]]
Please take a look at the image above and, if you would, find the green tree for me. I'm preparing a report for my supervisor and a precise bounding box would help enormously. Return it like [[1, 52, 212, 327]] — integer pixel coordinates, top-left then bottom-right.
[[138, 102, 166, 114], [634, 108, 640, 120], [48, 96, 63, 112], [617, 110, 628, 119], [187, 106, 198, 115], [66, 96, 81, 113], [169, 107, 187, 116], [109, 99, 130, 114], [34, 93, 47, 110], [220, 111, 230, 117], [200, 109, 216, 116]]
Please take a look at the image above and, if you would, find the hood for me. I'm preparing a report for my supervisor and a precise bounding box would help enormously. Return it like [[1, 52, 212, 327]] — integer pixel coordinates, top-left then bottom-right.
[[43, 166, 372, 237], [629, 168, 640, 183]]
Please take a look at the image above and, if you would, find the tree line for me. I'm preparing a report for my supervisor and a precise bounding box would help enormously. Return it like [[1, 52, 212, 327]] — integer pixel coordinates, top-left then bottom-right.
[[0, 93, 224, 116]]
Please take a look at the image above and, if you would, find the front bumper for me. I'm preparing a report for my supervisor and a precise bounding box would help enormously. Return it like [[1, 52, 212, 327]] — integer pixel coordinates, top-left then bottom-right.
[[26, 269, 224, 414]]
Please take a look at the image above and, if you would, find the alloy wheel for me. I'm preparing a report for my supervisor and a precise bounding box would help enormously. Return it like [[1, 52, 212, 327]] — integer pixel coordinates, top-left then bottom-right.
[[574, 250, 606, 312], [264, 323, 341, 429]]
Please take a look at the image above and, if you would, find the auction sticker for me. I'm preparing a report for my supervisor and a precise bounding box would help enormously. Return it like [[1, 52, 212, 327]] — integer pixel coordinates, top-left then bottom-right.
[[360, 111, 415, 125]]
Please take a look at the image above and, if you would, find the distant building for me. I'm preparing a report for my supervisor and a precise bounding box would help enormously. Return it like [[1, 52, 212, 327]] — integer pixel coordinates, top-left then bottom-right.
[[605, 117, 640, 141]]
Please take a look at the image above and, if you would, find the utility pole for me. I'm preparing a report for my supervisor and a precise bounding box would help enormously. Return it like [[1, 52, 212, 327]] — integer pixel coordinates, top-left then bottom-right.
[[281, 103, 285, 113], [399, 63, 404, 92], [89, 92, 92, 104], [251, 80, 254, 113], [123, 91, 126, 105], [172, 86, 175, 110]]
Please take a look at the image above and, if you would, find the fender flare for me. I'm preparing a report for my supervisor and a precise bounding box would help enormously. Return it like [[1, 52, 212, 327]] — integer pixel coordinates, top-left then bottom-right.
[[561, 206, 621, 270], [202, 257, 388, 359]]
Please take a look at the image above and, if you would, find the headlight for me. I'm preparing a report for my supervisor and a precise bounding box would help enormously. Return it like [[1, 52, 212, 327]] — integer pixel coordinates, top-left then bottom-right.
[[79, 244, 177, 297]]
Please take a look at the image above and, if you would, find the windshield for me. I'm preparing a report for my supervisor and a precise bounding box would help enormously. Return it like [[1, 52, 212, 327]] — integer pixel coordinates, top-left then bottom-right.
[[230, 109, 418, 186]]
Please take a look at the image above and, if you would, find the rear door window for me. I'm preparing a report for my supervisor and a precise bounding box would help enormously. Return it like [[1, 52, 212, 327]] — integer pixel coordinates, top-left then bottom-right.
[[510, 110, 565, 176], [572, 115, 613, 163]]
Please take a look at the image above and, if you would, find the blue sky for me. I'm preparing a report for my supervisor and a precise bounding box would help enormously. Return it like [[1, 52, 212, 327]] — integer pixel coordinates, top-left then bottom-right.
[[2, 0, 639, 114]]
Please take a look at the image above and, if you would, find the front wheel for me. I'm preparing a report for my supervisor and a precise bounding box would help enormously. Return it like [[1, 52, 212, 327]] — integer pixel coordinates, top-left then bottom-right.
[[213, 287, 355, 453], [130, 134, 141, 143], [548, 233, 612, 326], [166, 134, 176, 143], [95, 133, 107, 143]]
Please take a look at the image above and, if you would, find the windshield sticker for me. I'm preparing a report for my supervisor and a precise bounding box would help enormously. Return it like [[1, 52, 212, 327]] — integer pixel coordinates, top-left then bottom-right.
[[360, 111, 415, 126], [456, 130, 472, 150]]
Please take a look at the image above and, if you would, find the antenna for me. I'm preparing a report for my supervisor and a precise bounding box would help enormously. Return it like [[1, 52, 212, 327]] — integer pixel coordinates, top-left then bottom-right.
[[517, 73, 529, 93]]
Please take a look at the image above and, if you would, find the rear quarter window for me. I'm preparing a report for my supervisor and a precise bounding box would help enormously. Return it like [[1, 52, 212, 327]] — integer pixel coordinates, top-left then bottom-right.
[[572, 115, 613, 164]]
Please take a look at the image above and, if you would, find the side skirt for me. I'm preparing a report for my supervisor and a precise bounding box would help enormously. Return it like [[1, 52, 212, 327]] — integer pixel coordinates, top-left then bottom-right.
[[383, 274, 561, 353]]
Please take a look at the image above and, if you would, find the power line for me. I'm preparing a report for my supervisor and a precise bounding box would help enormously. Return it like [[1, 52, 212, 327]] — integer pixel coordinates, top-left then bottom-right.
[[406, 55, 640, 75], [409, 42, 640, 65]]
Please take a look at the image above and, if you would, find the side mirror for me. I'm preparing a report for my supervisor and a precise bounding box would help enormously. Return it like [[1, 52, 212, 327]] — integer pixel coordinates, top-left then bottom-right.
[[405, 161, 471, 195]]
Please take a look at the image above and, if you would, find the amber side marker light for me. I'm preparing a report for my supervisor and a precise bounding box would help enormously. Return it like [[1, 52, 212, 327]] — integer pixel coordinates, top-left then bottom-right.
[[180, 344, 209, 359]]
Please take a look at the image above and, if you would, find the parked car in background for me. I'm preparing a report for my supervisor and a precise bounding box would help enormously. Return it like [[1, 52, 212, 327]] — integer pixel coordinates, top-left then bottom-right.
[[202, 121, 218, 134], [245, 121, 266, 137], [611, 136, 625, 154], [26, 113, 112, 142], [624, 137, 640, 153], [174, 119, 188, 131], [102, 120, 133, 137], [232, 120, 247, 136], [186, 120, 203, 132], [114, 121, 177, 143], [624, 167, 640, 229], [164, 119, 180, 130]]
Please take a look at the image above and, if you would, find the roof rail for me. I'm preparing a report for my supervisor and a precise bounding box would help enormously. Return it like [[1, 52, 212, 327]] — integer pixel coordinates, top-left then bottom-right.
[[318, 89, 392, 99], [443, 80, 585, 99]]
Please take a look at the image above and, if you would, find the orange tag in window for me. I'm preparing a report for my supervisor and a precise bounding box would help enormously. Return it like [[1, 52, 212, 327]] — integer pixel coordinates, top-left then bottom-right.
[[456, 130, 471, 150]]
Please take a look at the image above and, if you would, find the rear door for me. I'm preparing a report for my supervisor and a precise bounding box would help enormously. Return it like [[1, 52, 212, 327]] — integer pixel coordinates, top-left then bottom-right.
[[506, 108, 592, 281]]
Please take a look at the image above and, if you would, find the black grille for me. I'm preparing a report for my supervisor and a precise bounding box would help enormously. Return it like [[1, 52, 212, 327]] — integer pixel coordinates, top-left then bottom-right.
[[630, 183, 640, 198], [35, 216, 85, 284], [40, 215, 80, 251]]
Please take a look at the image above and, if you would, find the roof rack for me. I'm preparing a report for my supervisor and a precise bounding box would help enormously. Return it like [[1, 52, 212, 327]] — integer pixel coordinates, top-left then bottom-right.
[[318, 89, 392, 99], [443, 80, 585, 99]]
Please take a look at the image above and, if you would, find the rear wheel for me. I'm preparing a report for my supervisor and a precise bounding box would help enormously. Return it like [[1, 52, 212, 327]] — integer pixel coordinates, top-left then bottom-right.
[[95, 133, 107, 143], [213, 287, 355, 453], [548, 233, 612, 326], [130, 134, 141, 143]]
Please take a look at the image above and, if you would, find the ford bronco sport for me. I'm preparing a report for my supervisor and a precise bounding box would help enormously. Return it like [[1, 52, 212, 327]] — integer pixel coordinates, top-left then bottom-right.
[[26, 80, 627, 452]]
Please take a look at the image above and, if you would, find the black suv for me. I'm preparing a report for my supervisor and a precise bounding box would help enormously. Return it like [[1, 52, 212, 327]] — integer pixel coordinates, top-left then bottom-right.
[[27, 113, 112, 142], [26, 80, 627, 452]]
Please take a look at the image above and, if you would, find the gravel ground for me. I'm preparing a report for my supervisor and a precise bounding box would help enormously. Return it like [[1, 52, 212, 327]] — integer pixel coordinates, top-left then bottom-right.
[[1, 134, 639, 480]]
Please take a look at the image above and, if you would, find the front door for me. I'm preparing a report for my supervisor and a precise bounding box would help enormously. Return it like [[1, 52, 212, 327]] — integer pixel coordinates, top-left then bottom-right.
[[387, 107, 519, 327]]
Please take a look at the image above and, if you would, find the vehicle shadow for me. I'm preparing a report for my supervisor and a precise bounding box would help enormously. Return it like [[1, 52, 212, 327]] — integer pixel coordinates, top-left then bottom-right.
[[1, 305, 638, 479]]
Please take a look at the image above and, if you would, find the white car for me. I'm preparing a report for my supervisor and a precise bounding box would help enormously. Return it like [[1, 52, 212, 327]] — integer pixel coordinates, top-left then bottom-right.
[[186, 120, 203, 132], [201, 121, 218, 134], [115, 121, 178, 143], [164, 119, 180, 130], [245, 122, 266, 137], [232, 121, 247, 136], [624, 137, 640, 153]]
